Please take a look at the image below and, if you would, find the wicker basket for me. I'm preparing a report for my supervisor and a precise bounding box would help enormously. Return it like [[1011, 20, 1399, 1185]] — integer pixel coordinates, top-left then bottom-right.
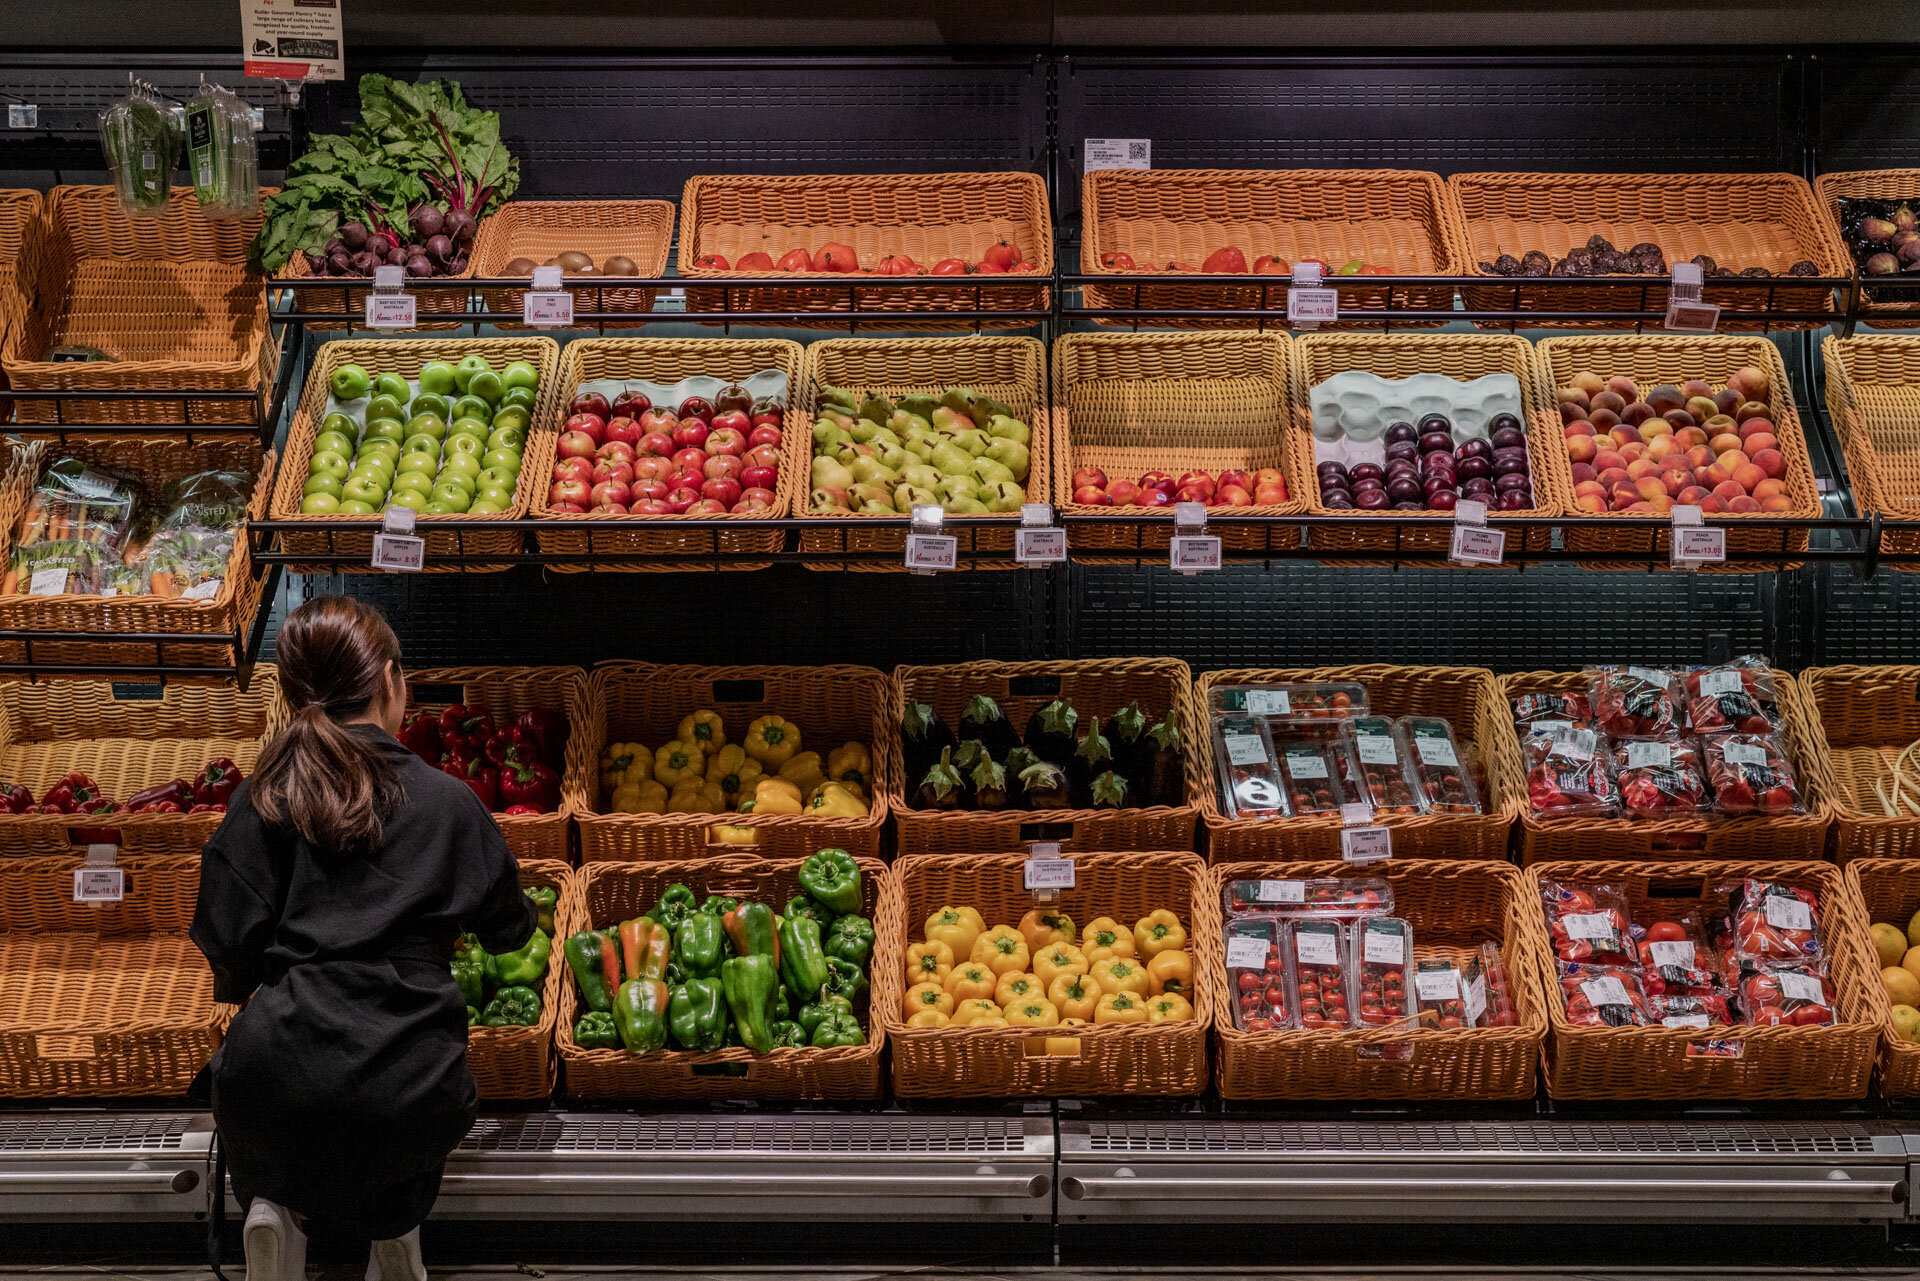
[[1079, 168, 1468, 330], [4, 185, 277, 427], [527, 337, 804, 572], [556, 854, 900, 1100], [404, 667, 593, 863], [1812, 169, 1920, 331], [577, 663, 891, 863], [1051, 331, 1308, 558], [1532, 334, 1820, 571], [0, 189, 41, 413], [273, 221, 480, 331], [0, 854, 224, 1098], [677, 172, 1052, 329], [1450, 171, 1849, 333], [470, 200, 675, 331], [1492, 669, 1830, 863], [1839, 858, 1920, 1098], [1211, 859, 1549, 1100], [1821, 335, 1920, 572], [0, 668, 285, 855], [886, 850, 1216, 1097], [1197, 666, 1517, 862], [1797, 666, 1920, 863], [891, 658, 1203, 856], [0, 435, 274, 671], [467, 858, 570, 1101], [267, 337, 562, 573], [1530, 859, 1879, 1100], [791, 336, 1050, 571], [1289, 333, 1558, 564]]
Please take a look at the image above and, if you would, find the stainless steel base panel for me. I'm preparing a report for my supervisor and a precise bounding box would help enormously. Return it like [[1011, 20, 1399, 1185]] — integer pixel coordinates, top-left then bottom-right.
[[0, 1112, 210, 1221]]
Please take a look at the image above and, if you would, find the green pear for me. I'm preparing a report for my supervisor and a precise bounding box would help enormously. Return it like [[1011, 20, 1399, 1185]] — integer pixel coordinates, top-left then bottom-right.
[[943, 495, 990, 515], [896, 394, 940, 419], [850, 456, 898, 486], [930, 443, 976, 476], [811, 457, 855, 490], [985, 438, 1031, 481], [931, 406, 965, 431], [900, 464, 943, 489], [876, 443, 910, 472], [904, 437, 936, 463], [832, 440, 874, 466], [812, 420, 850, 448], [987, 414, 1031, 445], [821, 408, 856, 430], [849, 482, 896, 510], [978, 480, 1026, 512], [934, 474, 979, 502], [951, 427, 991, 457], [968, 395, 1013, 429], [857, 393, 895, 422], [893, 484, 939, 510], [849, 418, 887, 445], [810, 485, 851, 511], [971, 456, 1016, 486]]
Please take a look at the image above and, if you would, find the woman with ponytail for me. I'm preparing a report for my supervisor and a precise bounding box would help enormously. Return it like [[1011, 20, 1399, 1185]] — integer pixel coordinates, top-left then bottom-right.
[[191, 597, 536, 1281]]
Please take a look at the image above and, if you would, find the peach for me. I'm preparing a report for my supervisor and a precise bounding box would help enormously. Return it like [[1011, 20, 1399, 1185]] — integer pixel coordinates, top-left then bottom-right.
[[1697, 495, 1725, 513], [1736, 418, 1769, 439], [1646, 385, 1685, 413], [1732, 463, 1765, 492], [1729, 365, 1770, 401], [1751, 448, 1785, 478], [1558, 390, 1590, 414], [1686, 396, 1720, 424], [1699, 464, 1731, 487], [1727, 495, 1762, 513], [1741, 431, 1777, 455], [1663, 471, 1690, 497], [1709, 432, 1744, 456], [1646, 493, 1674, 514], [1627, 458, 1660, 481], [1735, 403, 1770, 424], [1682, 379, 1714, 400], [1629, 500, 1660, 513], [1566, 435, 1599, 463], [1612, 483, 1643, 508], [1594, 450, 1627, 473], [1574, 479, 1607, 499], [1560, 402, 1590, 425], [1610, 424, 1643, 446], [1663, 407, 1697, 428], [1576, 493, 1608, 514], [1646, 436, 1679, 461], [1620, 442, 1646, 462], [1570, 462, 1598, 484], [1563, 420, 1596, 437], [1716, 449, 1750, 471], [1752, 478, 1787, 501], [1607, 376, 1640, 400], [1659, 451, 1692, 471], [1591, 390, 1627, 415], [1677, 485, 1711, 505], [1589, 407, 1622, 430], [1598, 466, 1632, 487], [1676, 427, 1709, 449], [1621, 402, 1657, 426], [1635, 476, 1669, 502], [1572, 372, 1606, 398], [1760, 494, 1794, 512], [1703, 414, 1738, 436], [1686, 446, 1716, 470], [1639, 419, 1674, 441], [1712, 480, 1747, 503], [1712, 387, 1742, 415]]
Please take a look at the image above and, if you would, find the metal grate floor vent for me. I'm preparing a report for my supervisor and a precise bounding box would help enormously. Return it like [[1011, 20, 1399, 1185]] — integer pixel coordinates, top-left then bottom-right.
[[0, 1114, 197, 1154], [460, 1114, 1035, 1156], [1079, 1121, 1885, 1156]]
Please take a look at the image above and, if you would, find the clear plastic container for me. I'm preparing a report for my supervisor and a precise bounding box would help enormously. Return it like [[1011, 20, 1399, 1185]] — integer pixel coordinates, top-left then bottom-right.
[[1510, 689, 1593, 733], [1222, 877, 1393, 921], [1351, 916, 1416, 1030], [1285, 918, 1353, 1030], [1209, 682, 1369, 722], [1466, 942, 1518, 1028], [1213, 714, 1286, 818], [1273, 729, 1365, 818], [1225, 917, 1292, 1031], [1683, 654, 1782, 737], [1522, 727, 1618, 819], [1348, 715, 1427, 817], [1587, 664, 1685, 738], [1399, 716, 1483, 815]]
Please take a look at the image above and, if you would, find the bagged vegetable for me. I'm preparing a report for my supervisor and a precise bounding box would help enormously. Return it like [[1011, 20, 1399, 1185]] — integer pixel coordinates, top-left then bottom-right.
[[4, 460, 144, 597], [184, 80, 259, 221], [100, 79, 180, 216]]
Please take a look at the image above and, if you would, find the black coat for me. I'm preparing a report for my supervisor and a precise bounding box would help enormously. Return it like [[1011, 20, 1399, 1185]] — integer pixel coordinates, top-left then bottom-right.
[[190, 723, 535, 1240]]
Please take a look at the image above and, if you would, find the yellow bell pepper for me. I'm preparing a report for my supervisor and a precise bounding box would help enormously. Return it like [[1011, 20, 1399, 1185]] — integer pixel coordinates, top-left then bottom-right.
[[708, 823, 758, 845], [666, 779, 724, 814], [1019, 908, 1075, 954], [1033, 942, 1089, 990], [609, 778, 667, 814], [1134, 909, 1187, 958], [925, 906, 983, 960], [907, 1009, 950, 1028], [1058, 1017, 1088, 1028], [811, 778, 865, 803], [905, 982, 955, 1017], [1147, 993, 1194, 1024], [1082, 917, 1136, 965], [905, 940, 955, 988], [599, 741, 653, 794], [1146, 949, 1193, 996], [994, 971, 1044, 1008], [748, 776, 803, 815], [950, 998, 1003, 1026], [777, 751, 826, 796], [945, 962, 996, 1002], [1092, 956, 1150, 997], [744, 715, 801, 768], [677, 709, 727, 752], [653, 739, 706, 788], [972, 1015, 1009, 1028], [1095, 991, 1149, 1024], [1049, 972, 1098, 1022], [972, 925, 1031, 976], [1005, 997, 1060, 1027], [705, 744, 764, 803], [826, 741, 871, 789], [807, 783, 867, 817]]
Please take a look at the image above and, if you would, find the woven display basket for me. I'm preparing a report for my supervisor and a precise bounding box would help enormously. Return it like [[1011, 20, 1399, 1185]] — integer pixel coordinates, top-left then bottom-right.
[[3, 185, 277, 426], [1078, 168, 1469, 330], [1839, 858, 1920, 1098], [1211, 859, 1550, 1100], [677, 172, 1051, 329], [1532, 334, 1820, 571], [404, 666, 593, 863], [0, 189, 41, 413], [1796, 666, 1920, 863], [790, 335, 1050, 571], [273, 220, 481, 331], [0, 668, 284, 855], [891, 657, 1203, 856], [470, 200, 675, 331], [1289, 333, 1558, 564], [1812, 169, 1920, 331], [1450, 171, 1849, 333], [1821, 335, 1920, 571], [0, 854, 224, 1097], [526, 337, 804, 572], [1051, 331, 1307, 558], [1197, 665, 1517, 862], [578, 663, 891, 863], [0, 436, 274, 672], [267, 336, 562, 573], [467, 858, 570, 1101], [556, 854, 900, 1100], [886, 850, 1216, 1097], [1530, 859, 1879, 1100], [1492, 669, 1830, 863]]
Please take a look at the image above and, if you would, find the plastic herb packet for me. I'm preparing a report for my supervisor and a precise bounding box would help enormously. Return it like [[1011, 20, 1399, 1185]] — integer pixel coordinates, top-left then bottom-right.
[[1540, 878, 1636, 967], [1349, 715, 1426, 817], [1704, 732, 1804, 816], [1557, 961, 1652, 1028], [1209, 682, 1368, 722], [1226, 917, 1292, 1031], [1399, 716, 1482, 814], [1214, 714, 1286, 819], [1273, 730, 1364, 817], [1510, 689, 1593, 734], [184, 80, 259, 221], [1523, 727, 1618, 818], [1612, 736, 1711, 819], [1286, 918, 1352, 1030], [1589, 664, 1685, 738], [1223, 877, 1393, 921], [1739, 960, 1835, 1027], [99, 79, 181, 216], [1726, 878, 1823, 964], [1351, 917, 1416, 1030], [1683, 654, 1781, 736]]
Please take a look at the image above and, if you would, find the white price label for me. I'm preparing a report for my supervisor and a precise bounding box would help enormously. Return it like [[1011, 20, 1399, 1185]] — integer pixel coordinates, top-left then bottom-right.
[[365, 292, 418, 329], [7, 104, 38, 129], [1415, 735, 1459, 768], [1624, 740, 1673, 769], [1294, 929, 1340, 967], [1356, 734, 1400, 765], [1287, 286, 1339, 324], [1563, 912, 1615, 941], [1662, 1013, 1711, 1030], [1246, 690, 1290, 716], [1224, 733, 1268, 767], [522, 290, 575, 328], [1284, 750, 1328, 780], [1581, 976, 1632, 1008], [1721, 740, 1769, 768], [369, 532, 426, 572], [181, 578, 225, 601], [73, 868, 124, 902], [1464, 973, 1488, 1025], [1255, 879, 1305, 904], [1014, 527, 1067, 564], [1664, 299, 1722, 333], [1023, 857, 1076, 890], [1363, 928, 1406, 965], [1699, 669, 1744, 696], [69, 468, 116, 499], [1551, 728, 1596, 761], [1778, 970, 1825, 1002], [1449, 522, 1506, 565], [1626, 665, 1669, 688], [1084, 137, 1151, 172], [1341, 825, 1392, 864], [1415, 968, 1461, 1001], [904, 533, 958, 572], [27, 567, 68, 597], [1672, 525, 1726, 565], [1648, 939, 1696, 968], [1225, 935, 1271, 968], [1763, 895, 1814, 931], [1169, 534, 1222, 572], [1531, 719, 1574, 736]]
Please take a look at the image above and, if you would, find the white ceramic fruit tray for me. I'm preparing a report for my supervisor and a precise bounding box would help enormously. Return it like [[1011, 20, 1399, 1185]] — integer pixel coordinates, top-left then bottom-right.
[[1309, 371, 1524, 468]]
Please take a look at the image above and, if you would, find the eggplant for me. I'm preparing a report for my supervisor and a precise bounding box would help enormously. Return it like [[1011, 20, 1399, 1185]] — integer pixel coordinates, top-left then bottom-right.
[[1003, 745, 1041, 806], [1019, 760, 1071, 811], [971, 754, 1010, 811], [1070, 716, 1114, 807], [1143, 712, 1184, 807], [1024, 699, 1079, 764], [951, 738, 987, 807], [914, 747, 966, 811], [959, 694, 1018, 758], [1108, 700, 1149, 787], [1089, 770, 1132, 810], [902, 700, 956, 786]]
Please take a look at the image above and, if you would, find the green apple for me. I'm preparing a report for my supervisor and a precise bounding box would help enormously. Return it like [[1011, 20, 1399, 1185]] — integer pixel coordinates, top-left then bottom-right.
[[373, 372, 410, 402], [329, 363, 370, 402], [410, 392, 451, 422], [453, 354, 492, 392], [467, 371, 503, 406], [350, 468, 393, 495], [450, 394, 493, 424], [401, 433, 441, 459], [342, 475, 388, 505], [490, 405, 530, 437], [486, 425, 526, 454], [364, 394, 406, 425], [361, 419, 406, 446], [405, 413, 447, 441], [500, 385, 538, 412], [336, 498, 376, 515], [474, 482, 515, 508], [444, 433, 483, 459], [467, 499, 507, 515], [357, 439, 401, 463], [321, 411, 359, 439], [439, 453, 482, 484], [450, 415, 491, 441], [417, 361, 458, 396], [430, 481, 473, 512], [314, 429, 355, 458], [398, 450, 440, 478], [301, 491, 341, 514], [393, 470, 436, 497], [481, 448, 522, 474], [502, 360, 540, 392], [303, 474, 344, 500], [476, 465, 519, 490], [309, 451, 351, 482], [387, 489, 429, 512], [352, 460, 395, 486]]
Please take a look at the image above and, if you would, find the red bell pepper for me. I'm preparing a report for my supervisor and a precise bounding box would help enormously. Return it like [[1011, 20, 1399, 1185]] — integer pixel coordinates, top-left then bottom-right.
[[40, 773, 106, 814], [188, 803, 226, 814], [483, 725, 540, 769], [74, 799, 123, 845], [443, 754, 499, 809], [502, 804, 542, 815], [398, 709, 444, 762], [127, 779, 192, 811], [0, 782, 31, 813], [516, 708, 569, 768], [192, 759, 242, 808], [133, 800, 184, 814], [499, 758, 560, 812], [438, 704, 495, 756]]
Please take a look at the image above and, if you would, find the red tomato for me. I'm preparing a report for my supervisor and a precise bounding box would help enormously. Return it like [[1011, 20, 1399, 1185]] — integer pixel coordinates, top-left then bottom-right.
[[1646, 921, 1688, 943], [1789, 1004, 1832, 1026]]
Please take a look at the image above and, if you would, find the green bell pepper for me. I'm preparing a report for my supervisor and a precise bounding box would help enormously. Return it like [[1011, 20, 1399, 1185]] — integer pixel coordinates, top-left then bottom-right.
[[777, 913, 830, 999], [720, 955, 779, 1055], [810, 1005, 867, 1048], [467, 1005, 481, 1027], [723, 901, 779, 961], [490, 929, 552, 987], [674, 912, 726, 978], [797, 993, 854, 1040], [563, 931, 614, 1012], [798, 848, 863, 915], [651, 883, 698, 930], [451, 949, 487, 1008], [665, 958, 686, 987], [613, 978, 668, 1054], [701, 894, 740, 917], [668, 978, 726, 1053], [523, 886, 557, 936], [574, 1011, 621, 1049], [783, 894, 836, 930], [480, 985, 541, 1027], [824, 914, 875, 967], [771, 984, 792, 1019], [769, 1019, 807, 1049], [822, 956, 868, 1005]]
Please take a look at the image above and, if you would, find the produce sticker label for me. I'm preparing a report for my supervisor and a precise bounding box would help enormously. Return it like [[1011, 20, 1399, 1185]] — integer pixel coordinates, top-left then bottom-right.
[[1363, 927, 1406, 965], [1294, 929, 1339, 967], [1083, 138, 1151, 173], [1624, 740, 1672, 769], [1580, 975, 1632, 1009], [1414, 734, 1459, 768], [1563, 912, 1615, 941], [1764, 895, 1814, 932], [1284, 748, 1329, 780], [1778, 969, 1825, 1002], [27, 567, 67, 597], [1415, 968, 1461, 1001], [1246, 689, 1291, 716], [242, 0, 345, 81], [1224, 733, 1268, 767], [1648, 939, 1696, 968], [1225, 935, 1270, 969], [1699, 669, 1744, 696], [1255, 879, 1305, 904], [1356, 734, 1400, 765], [1463, 972, 1488, 1025], [1721, 740, 1770, 768]]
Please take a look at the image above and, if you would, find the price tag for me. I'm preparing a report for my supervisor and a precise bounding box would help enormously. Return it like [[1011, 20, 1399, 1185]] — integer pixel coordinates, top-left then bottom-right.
[[1168, 534, 1221, 573], [522, 291, 574, 328], [1225, 935, 1271, 968], [1463, 973, 1488, 1025], [1764, 895, 1814, 931], [1721, 740, 1769, 768], [1083, 138, 1151, 172], [365, 292, 417, 329], [1415, 735, 1459, 768], [1669, 504, 1725, 567], [1649, 939, 1696, 968], [1415, 968, 1461, 1001], [73, 867, 125, 902], [1531, 720, 1573, 736], [1255, 879, 1305, 904], [69, 468, 116, 499], [1287, 287, 1339, 325], [1778, 969, 1825, 1002], [1564, 912, 1614, 940], [1014, 528, 1067, 564], [181, 578, 225, 601], [1246, 689, 1290, 716], [1023, 857, 1076, 891], [28, 567, 68, 597], [904, 533, 958, 572], [1363, 927, 1407, 965], [1581, 976, 1632, 1008], [1662, 1013, 1711, 1030], [1699, 669, 1744, 696], [1624, 740, 1672, 769], [1663, 264, 1721, 333], [1223, 733, 1268, 767], [1449, 521, 1506, 566], [1552, 728, 1596, 761], [7, 104, 37, 129], [1283, 749, 1328, 780], [370, 504, 425, 573], [1626, 665, 1669, 687], [1341, 825, 1392, 864], [1294, 930, 1339, 966], [1356, 734, 1399, 765]]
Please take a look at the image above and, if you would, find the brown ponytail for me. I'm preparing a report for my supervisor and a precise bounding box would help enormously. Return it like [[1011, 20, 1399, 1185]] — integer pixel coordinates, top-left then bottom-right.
[[251, 596, 407, 859]]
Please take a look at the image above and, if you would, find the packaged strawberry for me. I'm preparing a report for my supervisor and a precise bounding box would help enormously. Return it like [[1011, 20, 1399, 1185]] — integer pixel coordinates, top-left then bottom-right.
[[1540, 879, 1635, 966], [1587, 665, 1685, 738], [1739, 961, 1835, 1027], [1511, 689, 1593, 733], [1523, 727, 1618, 818], [1683, 655, 1781, 736], [1648, 990, 1738, 1030], [1726, 878, 1823, 964], [1612, 736, 1711, 819], [1704, 733, 1803, 816], [1557, 962, 1652, 1028]]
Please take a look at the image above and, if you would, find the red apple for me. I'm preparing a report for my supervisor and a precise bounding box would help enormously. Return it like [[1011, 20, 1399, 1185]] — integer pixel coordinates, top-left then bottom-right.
[[1138, 488, 1173, 508], [638, 408, 678, 435], [550, 479, 591, 507], [604, 416, 641, 448], [633, 455, 674, 484], [1175, 484, 1212, 504], [590, 479, 632, 508], [591, 460, 635, 487], [1072, 466, 1109, 491], [667, 467, 705, 493], [703, 455, 744, 483], [671, 447, 709, 474], [1106, 479, 1142, 506], [740, 465, 778, 491], [633, 480, 669, 502], [611, 390, 651, 418], [748, 424, 784, 447], [673, 419, 710, 450], [687, 498, 728, 516], [745, 443, 783, 470], [706, 427, 747, 458], [594, 502, 629, 515], [553, 456, 595, 485], [1074, 484, 1113, 505], [565, 413, 606, 445], [569, 391, 611, 419], [632, 499, 671, 515], [557, 430, 599, 461], [750, 407, 784, 430], [596, 440, 636, 466], [665, 487, 700, 513], [1138, 470, 1175, 494], [678, 396, 715, 421], [549, 501, 588, 514], [710, 409, 751, 437], [1177, 470, 1216, 496], [1217, 470, 1253, 492], [639, 431, 675, 458], [700, 477, 743, 506], [740, 486, 777, 507]]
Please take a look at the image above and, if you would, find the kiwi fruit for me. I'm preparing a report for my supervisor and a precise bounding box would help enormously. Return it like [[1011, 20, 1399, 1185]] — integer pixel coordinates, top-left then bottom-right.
[[602, 255, 638, 276], [503, 256, 538, 276], [554, 250, 596, 273]]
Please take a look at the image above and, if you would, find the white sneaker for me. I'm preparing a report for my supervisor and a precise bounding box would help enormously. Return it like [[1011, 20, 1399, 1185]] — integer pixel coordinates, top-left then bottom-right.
[[242, 1197, 307, 1281], [365, 1227, 427, 1281]]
